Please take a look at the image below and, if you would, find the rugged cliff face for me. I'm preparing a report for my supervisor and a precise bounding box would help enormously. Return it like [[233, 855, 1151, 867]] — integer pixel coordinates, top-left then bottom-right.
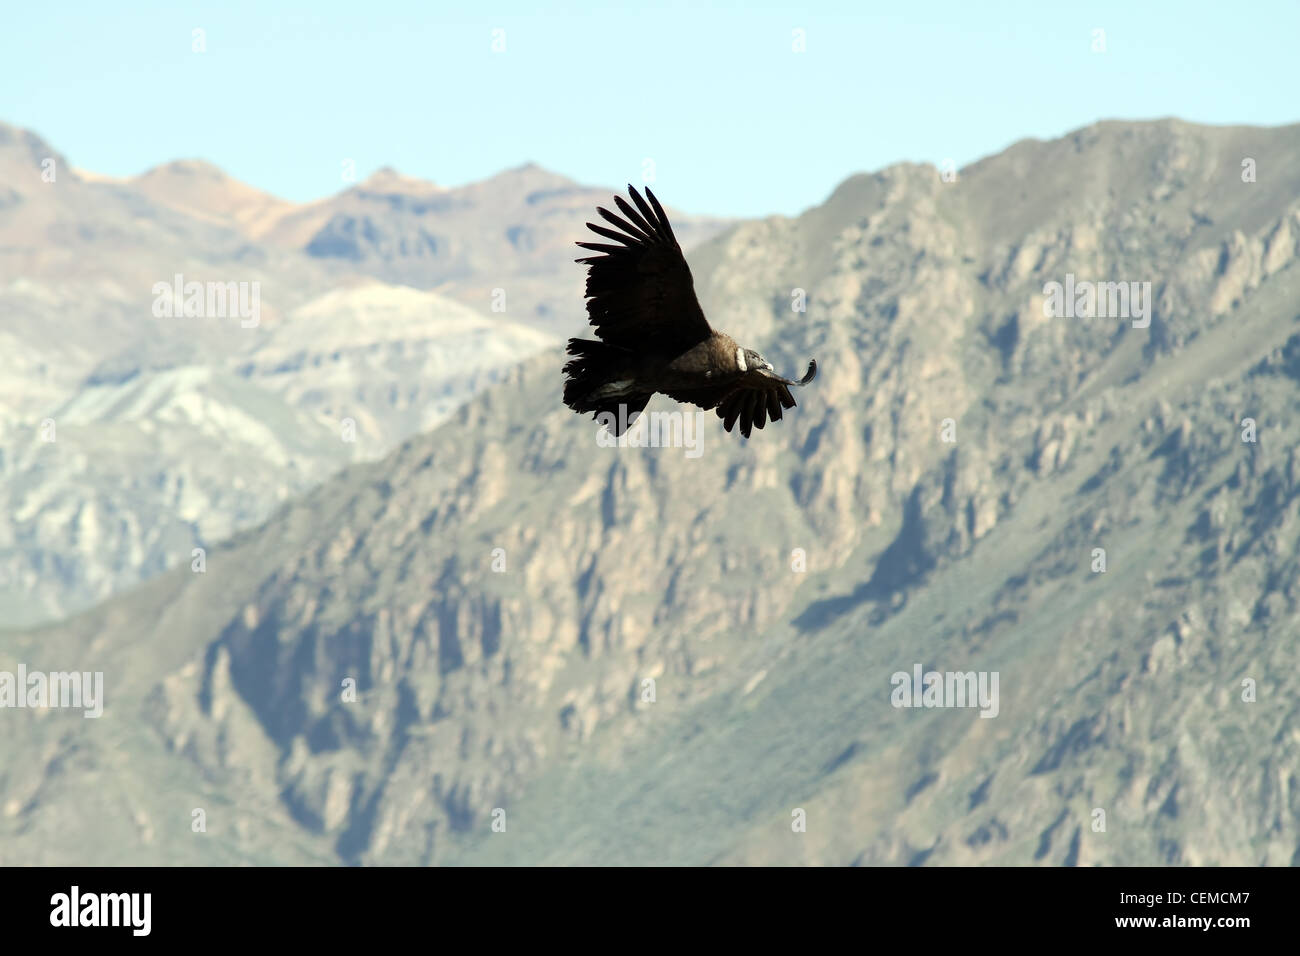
[[2, 119, 1298, 866]]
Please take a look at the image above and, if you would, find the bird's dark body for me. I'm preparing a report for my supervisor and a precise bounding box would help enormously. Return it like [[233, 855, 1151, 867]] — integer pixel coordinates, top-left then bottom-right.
[[574, 334, 738, 392], [563, 186, 816, 439], [660, 335, 742, 389]]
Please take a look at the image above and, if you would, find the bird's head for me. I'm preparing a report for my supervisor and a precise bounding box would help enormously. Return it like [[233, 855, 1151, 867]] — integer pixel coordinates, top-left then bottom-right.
[[739, 348, 774, 373]]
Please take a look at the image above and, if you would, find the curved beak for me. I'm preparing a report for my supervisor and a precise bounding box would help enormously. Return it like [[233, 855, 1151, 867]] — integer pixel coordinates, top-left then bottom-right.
[[758, 358, 817, 387]]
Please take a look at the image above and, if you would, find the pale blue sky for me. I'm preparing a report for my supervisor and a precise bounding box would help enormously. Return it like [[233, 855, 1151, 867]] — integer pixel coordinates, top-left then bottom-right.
[[3, 1, 1297, 217]]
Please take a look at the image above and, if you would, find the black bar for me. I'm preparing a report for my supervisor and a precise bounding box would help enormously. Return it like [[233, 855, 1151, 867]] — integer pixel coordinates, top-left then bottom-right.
[[0, 866, 1283, 942]]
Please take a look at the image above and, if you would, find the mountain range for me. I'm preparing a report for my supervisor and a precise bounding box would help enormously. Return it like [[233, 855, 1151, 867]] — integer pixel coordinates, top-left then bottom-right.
[[2, 118, 1297, 865], [0, 122, 728, 624]]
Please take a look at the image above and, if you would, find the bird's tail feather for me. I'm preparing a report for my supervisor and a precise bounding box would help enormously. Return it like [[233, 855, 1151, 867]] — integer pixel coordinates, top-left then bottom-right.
[[562, 338, 649, 435]]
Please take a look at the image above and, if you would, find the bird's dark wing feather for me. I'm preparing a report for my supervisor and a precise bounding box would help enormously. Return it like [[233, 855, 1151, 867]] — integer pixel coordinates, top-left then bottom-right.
[[575, 186, 712, 354], [665, 357, 816, 436], [662, 372, 800, 438], [710, 372, 801, 439]]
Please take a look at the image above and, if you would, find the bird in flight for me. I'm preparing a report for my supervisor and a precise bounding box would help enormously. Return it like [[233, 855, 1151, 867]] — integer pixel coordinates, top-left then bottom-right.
[[563, 186, 816, 439]]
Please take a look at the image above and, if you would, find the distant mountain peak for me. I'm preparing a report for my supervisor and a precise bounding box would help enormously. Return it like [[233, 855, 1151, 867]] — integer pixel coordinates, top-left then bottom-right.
[[480, 161, 580, 192], [356, 166, 445, 195], [136, 158, 230, 181], [0, 122, 70, 177], [121, 156, 296, 235]]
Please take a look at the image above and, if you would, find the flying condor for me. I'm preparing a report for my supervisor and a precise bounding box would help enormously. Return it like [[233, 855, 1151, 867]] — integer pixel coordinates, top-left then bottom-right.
[[562, 186, 817, 439]]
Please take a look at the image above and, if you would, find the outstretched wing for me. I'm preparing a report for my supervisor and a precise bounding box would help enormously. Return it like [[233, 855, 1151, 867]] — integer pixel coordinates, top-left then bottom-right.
[[660, 380, 738, 413], [575, 186, 713, 355], [664, 360, 818, 439], [693, 360, 817, 438], [713, 376, 797, 439]]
